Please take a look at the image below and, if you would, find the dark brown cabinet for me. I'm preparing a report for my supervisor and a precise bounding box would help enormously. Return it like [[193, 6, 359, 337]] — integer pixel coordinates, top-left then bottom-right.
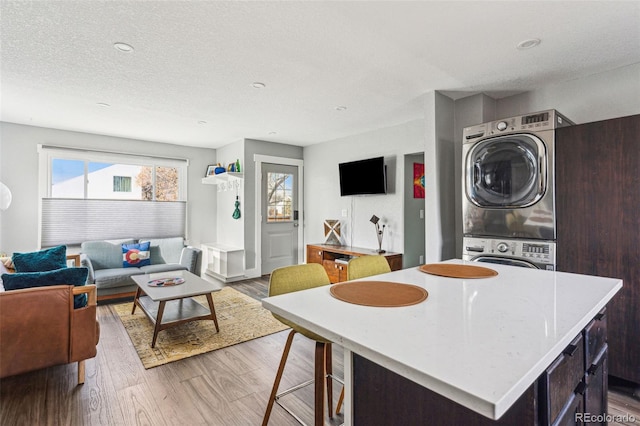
[[352, 310, 608, 425], [552, 393, 583, 426], [539, 309, 608, 425], [540, 334, 585, 425], [556, 114, 640, 385], [306, 244, 402, 283], [584, 346, 608, 425]]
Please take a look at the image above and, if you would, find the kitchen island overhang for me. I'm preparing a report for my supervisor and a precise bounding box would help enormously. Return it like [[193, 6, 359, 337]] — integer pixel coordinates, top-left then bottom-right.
[[262, 259, 622, 423]]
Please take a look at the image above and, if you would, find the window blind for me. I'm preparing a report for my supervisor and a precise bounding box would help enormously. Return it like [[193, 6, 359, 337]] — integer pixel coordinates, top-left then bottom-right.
[[41, 199, 186, 246]]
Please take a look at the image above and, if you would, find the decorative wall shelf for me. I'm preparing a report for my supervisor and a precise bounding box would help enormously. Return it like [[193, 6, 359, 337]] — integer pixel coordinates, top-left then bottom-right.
[[201, 172, 244, 185], [202, 172, 243, 192]]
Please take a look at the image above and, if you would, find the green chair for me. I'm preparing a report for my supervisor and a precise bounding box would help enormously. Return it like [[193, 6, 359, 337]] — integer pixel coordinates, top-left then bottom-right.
[[263, 263, 337, 426], [334, 255, 393, 415], [347, 255, 392, 281]]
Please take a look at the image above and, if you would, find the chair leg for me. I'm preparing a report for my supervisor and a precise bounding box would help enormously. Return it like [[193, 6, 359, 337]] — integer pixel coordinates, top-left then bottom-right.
[[262, 330, 297, 426], [314, 341, 325, 426], [336, 388, 345, 415], [77, 360, 86, 385], [325, 342, 333, 418]]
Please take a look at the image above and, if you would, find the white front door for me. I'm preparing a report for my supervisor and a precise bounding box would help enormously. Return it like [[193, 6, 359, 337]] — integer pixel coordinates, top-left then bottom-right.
[[261, 163, 299, 274]]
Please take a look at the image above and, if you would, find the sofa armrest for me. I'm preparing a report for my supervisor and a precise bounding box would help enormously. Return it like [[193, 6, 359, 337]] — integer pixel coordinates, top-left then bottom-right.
[[74, 283, 98, 306], [70, 285, 99, 362], [80, 253, 95, 284], [180, 247, 202, 276], [67, 254, 81, 267]]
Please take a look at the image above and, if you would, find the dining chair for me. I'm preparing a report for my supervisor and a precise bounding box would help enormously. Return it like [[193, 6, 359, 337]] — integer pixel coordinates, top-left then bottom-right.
[[347, 255, 392, 281], [263, 263, 337, 426], [334, 255, 393, 415]]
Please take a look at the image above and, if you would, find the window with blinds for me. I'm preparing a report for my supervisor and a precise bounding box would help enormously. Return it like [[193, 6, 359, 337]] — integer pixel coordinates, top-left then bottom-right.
[[38, 145, 188, 247], [41, 199, 186, 246]]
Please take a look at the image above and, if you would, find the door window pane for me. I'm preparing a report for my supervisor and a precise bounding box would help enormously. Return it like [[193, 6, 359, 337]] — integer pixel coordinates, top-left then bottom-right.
[[267, 172, 293, 222]]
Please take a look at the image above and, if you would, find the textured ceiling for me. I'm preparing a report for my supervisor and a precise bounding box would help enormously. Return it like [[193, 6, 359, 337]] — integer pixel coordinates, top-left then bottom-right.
[[1, 1, 639, 148]]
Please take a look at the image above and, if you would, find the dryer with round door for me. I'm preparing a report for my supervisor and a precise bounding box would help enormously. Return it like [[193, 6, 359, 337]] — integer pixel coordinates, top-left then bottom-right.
[[462, 110, 573, 240]]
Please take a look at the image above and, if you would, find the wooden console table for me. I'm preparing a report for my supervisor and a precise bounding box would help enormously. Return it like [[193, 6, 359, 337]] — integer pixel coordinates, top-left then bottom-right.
[[306, 244, 402, 283]]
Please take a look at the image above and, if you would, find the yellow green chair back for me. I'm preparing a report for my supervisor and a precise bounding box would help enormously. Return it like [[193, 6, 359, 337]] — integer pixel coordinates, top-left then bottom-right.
[[268, 263, 331, 342], [347, 255, 391, 280]]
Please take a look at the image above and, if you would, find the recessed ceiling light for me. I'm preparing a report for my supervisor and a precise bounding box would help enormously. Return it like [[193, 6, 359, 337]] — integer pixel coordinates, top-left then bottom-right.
[[268, 131, 277, 135], [113, 42, 134, 52], [198, 120, 207, 125], [335, 106, 347, 111], [252, 82, 266, 89], [516, 38, 541, 50], [96, 102, 111, 107]]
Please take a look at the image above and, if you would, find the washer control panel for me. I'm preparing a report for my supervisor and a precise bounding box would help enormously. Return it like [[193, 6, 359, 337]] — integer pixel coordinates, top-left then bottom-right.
[[462, 109, 574, 142], [463, 237, 556, 265]]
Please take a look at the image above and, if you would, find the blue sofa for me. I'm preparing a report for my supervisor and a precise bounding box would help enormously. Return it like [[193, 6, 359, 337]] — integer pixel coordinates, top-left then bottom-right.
[[80, 237, 202, 300]]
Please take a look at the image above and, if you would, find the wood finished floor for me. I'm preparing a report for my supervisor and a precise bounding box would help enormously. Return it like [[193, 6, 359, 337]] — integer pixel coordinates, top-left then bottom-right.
[[1, 275, 639, 425]]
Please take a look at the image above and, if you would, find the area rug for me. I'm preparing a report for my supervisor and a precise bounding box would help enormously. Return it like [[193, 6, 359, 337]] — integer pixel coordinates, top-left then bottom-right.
[[113, 287, 289, 369]]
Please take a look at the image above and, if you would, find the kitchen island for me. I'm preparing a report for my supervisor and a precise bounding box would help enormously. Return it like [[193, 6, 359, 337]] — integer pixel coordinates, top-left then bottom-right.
[[262, 259, 622, 425]]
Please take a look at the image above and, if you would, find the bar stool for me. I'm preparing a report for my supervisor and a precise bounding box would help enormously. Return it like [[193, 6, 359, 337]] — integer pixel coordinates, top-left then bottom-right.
[[335, 255, 392, 415], [347, 255, 392, 281], [263, 263, 338, 426]]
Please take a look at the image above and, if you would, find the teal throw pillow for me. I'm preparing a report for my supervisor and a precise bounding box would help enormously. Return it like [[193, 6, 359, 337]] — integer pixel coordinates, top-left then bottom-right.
[[122, 242, 151, 268], [1, 267, 89, 308], [12, 245, 67, 272]]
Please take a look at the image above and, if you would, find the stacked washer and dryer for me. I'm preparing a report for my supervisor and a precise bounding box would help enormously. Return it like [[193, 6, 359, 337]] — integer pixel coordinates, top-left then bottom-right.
[[461, 110, 573, 270]]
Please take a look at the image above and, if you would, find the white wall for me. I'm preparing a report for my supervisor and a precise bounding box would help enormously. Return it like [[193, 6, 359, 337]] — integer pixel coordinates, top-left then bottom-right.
[[0, 122, 217, 253], [213, 141, 244, 248], [303, 119, 424, 256], [424, 91, 455, 262], [496, 63, 640, 124]]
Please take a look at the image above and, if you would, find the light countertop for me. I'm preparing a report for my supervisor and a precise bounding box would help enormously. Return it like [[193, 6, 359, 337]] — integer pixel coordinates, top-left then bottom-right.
[[262, 259, 622, 420]]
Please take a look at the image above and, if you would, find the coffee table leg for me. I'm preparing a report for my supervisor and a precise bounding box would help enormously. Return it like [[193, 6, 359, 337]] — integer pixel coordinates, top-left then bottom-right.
[[131, 287, 143, 315], [206, 293, 220, 332], [151, 300, 166, 348]]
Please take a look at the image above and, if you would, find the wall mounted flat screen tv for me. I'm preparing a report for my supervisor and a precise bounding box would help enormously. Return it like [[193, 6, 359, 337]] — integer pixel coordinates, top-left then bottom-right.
[[339, 156, 387, 196]]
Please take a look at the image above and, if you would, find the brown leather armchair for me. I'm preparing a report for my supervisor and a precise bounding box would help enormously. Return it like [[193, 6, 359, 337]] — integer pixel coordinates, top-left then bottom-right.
[[0, 283, 100, 384]]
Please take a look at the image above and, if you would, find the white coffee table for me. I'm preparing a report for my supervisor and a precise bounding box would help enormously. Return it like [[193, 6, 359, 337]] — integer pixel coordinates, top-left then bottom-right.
[[131, 270, 223, 348]]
